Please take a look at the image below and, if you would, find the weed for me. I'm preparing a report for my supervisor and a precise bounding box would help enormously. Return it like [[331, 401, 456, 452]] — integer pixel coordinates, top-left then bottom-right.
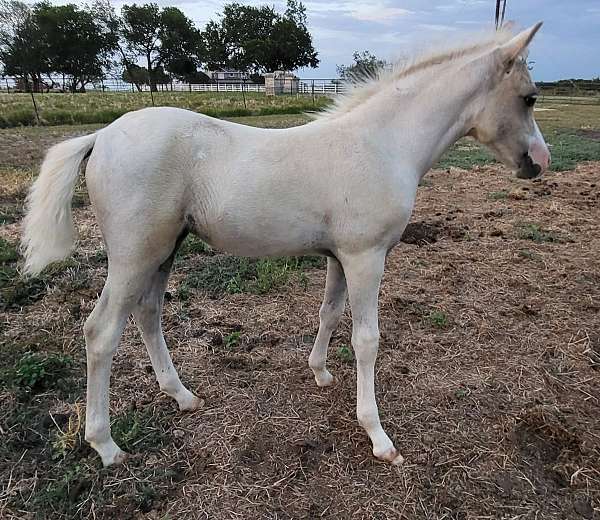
[[39, 463, 92, 506], [178, 235, 214, 257], [454, 387, 471, 399], [225, 331, 241, 348], [50, 405, 83, 460], [298, 271, 309, 290], [488, 190, 509, 200], [336, 345, 354, 363], [516, 223, 560, 243], [252, 259, 292, 294], [0, 205, 22, 224], [518, 249, 541, 260], [112, 409, 168, 452], [1, 258, 80, 310], [0, 268, 48, 310], [426, 310, 449, 328], [89, 249, 108, 264], [11, 352, 73, 393], [0, 237, 18, 263]]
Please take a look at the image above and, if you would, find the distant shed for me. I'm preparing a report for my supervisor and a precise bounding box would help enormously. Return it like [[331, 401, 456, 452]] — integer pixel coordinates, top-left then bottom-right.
[[264, 71, 299, 95]]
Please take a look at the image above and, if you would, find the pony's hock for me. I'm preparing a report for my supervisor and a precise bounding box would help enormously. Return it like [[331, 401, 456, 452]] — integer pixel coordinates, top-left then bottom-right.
[[22, 24, 549, 467]]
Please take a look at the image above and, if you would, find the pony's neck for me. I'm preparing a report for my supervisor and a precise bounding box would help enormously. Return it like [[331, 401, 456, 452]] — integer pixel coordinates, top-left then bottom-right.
[[348, 57, 490, 180]]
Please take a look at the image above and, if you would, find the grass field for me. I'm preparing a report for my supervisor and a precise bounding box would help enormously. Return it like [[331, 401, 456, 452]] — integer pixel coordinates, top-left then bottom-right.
[[0, 98, 599, 519], [0, 91, 330, 128]]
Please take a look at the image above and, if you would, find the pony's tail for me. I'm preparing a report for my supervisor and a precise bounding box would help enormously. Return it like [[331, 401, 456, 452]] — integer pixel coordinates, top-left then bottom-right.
[[21, 133, 97, 276]]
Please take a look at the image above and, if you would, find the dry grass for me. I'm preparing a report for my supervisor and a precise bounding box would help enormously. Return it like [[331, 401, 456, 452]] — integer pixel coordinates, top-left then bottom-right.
[[0, 127, 599, 519]]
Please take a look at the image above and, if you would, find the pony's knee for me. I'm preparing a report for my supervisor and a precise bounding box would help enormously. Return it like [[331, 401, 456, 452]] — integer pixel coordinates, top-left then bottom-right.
[[352, 330, 379, 364], [319, 299, 345, 330], [83, 313, 102, 345], [84, 301, 123, 359]]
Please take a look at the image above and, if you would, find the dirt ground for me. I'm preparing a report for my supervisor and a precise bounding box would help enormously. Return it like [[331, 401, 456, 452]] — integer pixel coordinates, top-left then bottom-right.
[[0, 126, 599, 519]]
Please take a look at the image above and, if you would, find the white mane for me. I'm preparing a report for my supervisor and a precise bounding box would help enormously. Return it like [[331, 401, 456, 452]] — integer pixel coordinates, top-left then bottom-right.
[[318, 26, 516, 120]]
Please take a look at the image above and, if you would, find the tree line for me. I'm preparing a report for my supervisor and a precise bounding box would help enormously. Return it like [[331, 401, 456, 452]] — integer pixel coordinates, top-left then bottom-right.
[[0, 0, 319, 92]]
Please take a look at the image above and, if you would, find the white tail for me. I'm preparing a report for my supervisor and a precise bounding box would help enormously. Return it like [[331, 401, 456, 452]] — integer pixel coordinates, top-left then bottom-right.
[[21, 133, 97, 275]]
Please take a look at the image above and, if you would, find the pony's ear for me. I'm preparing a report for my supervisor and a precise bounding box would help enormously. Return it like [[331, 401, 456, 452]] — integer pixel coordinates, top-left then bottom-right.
[[499, 22, 542, 71], [500, 20, 516, 32]]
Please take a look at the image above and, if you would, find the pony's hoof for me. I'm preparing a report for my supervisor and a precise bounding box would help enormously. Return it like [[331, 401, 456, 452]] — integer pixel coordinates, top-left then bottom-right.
[[315, 370, 334, 387], [375, 447, 404, 466], [179, 395, 204, 412], [100, 447, 129, 467]]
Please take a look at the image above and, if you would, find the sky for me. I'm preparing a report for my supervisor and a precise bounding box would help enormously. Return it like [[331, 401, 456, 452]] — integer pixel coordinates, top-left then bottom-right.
[[51, 0, 600, 81]]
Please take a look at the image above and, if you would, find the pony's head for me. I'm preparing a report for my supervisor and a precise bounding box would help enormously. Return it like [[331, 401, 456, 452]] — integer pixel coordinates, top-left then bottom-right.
[[468, 22, 550, 179]]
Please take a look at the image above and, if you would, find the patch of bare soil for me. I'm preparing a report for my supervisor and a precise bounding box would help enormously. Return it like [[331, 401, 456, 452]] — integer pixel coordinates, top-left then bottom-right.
[[1, 160, 599, 519]]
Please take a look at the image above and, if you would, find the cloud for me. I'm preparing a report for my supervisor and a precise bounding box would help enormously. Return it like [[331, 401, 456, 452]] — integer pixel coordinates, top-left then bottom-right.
[[435, 0, 487, 11], [312, 26, 360, 40], [349, 4, 413, 23], [418, 23, 457, 31], [305, 1, 412, 23]]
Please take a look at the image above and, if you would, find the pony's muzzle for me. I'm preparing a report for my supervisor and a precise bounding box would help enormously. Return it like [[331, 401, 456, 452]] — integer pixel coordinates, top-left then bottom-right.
[[516, 153, 542, 179], [516, 138, 551, 179]]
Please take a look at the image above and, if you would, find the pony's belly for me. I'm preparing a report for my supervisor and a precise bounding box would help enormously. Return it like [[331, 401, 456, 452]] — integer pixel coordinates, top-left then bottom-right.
[[195, 210, 330, 258]]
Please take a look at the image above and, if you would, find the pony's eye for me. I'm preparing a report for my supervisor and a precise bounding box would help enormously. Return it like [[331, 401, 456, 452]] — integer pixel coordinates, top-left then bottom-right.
[[524, 94, 537, 107]]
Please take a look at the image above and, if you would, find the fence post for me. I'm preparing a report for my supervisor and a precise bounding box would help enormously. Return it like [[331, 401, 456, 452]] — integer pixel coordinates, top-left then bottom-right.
[[29, 88, 41, 125], [242, 77, 247, 109], [312, 79, 315, 105]]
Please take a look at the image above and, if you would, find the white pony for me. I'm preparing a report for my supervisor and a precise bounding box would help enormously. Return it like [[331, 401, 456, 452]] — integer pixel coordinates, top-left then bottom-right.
[[22, 24, 549, 467]]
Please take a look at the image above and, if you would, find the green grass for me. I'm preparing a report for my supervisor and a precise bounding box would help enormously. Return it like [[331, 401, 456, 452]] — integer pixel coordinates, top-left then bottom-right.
[[112, 409, 169, 453], [436, 102, 600, 172], [518, 249, 541, 261], [516, 223, 562, 243], [10, 352, 73, 393], [437, 139, 495, 169], [336, 345, 354, 363], [177, 235, 214, 257], [426, 310, 449, 328], [437, 131, 600, 172], [178, 255, 324, 299], [0, 91, 331, 128], [224, 331, 242, 348], [488, 190, 509, 200], [0, 236, 18, 263]]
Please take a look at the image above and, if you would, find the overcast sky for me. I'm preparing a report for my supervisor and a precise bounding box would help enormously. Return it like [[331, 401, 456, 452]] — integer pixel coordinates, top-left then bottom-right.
[[53, 0, 600, 80]]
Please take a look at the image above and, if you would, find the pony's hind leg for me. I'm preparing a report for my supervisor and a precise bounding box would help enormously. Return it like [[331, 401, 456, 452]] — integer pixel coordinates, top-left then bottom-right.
[[309, 257, 347, 386], [84, 272, 141, 466], [133, 259, 201, 411], [84, 229, 191, 466]]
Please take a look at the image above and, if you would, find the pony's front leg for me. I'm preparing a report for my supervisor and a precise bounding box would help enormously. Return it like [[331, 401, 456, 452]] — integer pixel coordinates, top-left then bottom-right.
[[309, 257, 347, 386], [341, 250, 404, 465]]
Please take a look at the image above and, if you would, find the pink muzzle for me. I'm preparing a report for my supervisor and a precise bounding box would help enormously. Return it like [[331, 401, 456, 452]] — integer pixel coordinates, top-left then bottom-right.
[[528, 138, 551, 173]]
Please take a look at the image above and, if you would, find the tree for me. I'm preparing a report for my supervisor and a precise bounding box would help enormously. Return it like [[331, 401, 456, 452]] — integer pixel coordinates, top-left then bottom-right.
[[34, 2, 118, 92], [120, 3, 202, 91], [0, 1, 118, 92], [121, 62, 169, 86], [0, 0, 47, 91], [203, 0, 318, 76], [336, 51, 387, 82]]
